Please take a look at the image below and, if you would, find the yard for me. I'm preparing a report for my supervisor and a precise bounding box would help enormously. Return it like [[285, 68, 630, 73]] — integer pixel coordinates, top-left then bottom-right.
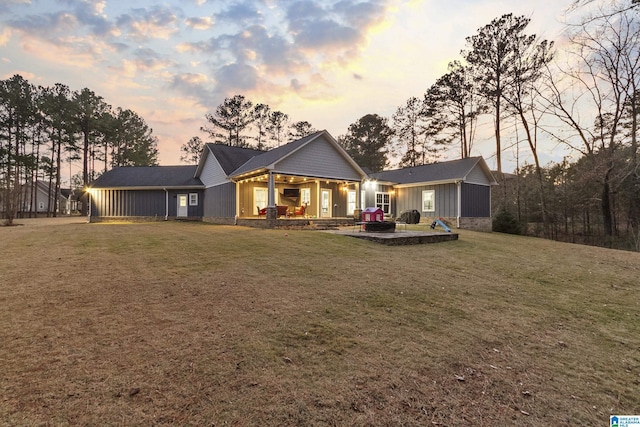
[[1, 219, 639, 425]]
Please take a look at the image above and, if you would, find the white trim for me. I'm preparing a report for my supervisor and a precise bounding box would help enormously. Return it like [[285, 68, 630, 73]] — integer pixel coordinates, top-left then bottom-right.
[[456, 181, 461, 228], [375, 191, 391, 215], [164, 189, 169, 221], [254, 187, 268, 212], [177, 194, 188, 217], [89, 186, 203, 191], [422, 189, 435, 213], [347, 190, 356, 215]]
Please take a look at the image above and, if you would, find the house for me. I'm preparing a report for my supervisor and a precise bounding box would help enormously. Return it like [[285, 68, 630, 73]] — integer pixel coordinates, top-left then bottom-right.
[[88, 166, 204, 220], [364, 157, 498, 231], [18, 181, 70, 216], [204, 130, 368, 223], [88, 131, 497, 230]]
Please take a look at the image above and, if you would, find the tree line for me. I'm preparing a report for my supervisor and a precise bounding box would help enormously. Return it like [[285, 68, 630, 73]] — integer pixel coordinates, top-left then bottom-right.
[[0, 75, 158, 224], [179, 95, 318, 163]]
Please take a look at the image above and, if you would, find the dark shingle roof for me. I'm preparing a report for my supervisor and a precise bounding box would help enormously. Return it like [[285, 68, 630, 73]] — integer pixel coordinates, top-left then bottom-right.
[[370, 157, 491, 184], [90, 166, 203, 188], [204, 144, 265, 175]]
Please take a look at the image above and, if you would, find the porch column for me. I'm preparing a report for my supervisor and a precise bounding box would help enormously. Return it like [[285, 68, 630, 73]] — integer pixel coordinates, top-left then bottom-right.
[[356, 182, 361, 209], [267, 172, 275, 207], [266, 172, 277, 222]]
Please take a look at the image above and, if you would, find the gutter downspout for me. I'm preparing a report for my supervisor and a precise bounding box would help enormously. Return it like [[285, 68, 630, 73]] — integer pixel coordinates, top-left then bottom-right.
[[86, 188, 91, 223], [456, 181, 462, 229], [164, 188, 169, 221]]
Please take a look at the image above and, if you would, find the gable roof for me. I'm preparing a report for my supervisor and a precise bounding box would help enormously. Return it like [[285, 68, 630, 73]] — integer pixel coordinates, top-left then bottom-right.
[[90, 166, 203, 189], [196, 143, 265, 177], [370, 157, 497, 186], [229, 130, 367, 179]]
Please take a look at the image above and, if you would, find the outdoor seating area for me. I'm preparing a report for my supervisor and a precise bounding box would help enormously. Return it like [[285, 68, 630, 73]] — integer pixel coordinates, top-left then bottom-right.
[[257, 205, 306, 218]]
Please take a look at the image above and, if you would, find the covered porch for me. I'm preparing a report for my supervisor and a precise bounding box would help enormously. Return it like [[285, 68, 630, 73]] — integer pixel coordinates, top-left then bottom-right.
[[233, 171, 362, 221]]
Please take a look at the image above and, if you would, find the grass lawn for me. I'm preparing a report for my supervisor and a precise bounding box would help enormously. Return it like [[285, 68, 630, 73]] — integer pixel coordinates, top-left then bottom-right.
[[1, 220, 639, 426]]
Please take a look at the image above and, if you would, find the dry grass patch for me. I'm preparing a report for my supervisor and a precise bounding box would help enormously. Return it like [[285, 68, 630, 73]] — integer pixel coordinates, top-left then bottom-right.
[[1, 220, 639, 425]]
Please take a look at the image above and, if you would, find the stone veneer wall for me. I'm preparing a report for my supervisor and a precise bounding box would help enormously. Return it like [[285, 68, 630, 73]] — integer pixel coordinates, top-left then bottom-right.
[[458, 217, 492, 232], [420, 216, 492, 232], [203, 216, 237, 225]]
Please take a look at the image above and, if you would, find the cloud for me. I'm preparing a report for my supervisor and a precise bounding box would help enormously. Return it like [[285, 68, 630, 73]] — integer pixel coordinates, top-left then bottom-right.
[[333, 0, 388, 28], [170, 72, 215, 104], [111, 47, 175, 78], [286, 0, 390, 50], [184, 16, 214, 30], [216, 1, 263, 25], [8, 11, 79, 39], [0, 28, 11, 46], [232, 25, 308, 74], [214, 62, 259, 93], [0, 0, 30, 14], [72, 0, 117, 37], [116, 5, 180, 42], [289, 73, 334, 100], [5, 0, 118, 40]]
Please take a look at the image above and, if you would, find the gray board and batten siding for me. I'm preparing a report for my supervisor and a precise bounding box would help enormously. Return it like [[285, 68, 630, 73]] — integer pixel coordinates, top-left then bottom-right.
[[198, 144, 264, 187], [275, 136, 363, 181], [88, 166, 204, 219], [461, 183, 491, 217], [203, 182, 236, 218], [396, 183, 458, 218], [369, 157, 496, 219], [89, 188, 203, 218], [231, 131, 364, 182], [395, 183, 490, 218]]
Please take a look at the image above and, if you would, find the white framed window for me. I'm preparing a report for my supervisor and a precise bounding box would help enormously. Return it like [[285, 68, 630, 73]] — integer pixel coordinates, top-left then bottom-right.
[[189, 193, 198, 206], [301, 188, 310, 205], [254, 187, 267, 210], [375, 192, 390, 215], [347, 190, 356, 215], [422, 190, 435, 212]]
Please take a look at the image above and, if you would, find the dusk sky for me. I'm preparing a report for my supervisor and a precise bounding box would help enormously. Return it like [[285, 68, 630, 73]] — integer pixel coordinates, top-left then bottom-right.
[[1, 0, 574, 178]]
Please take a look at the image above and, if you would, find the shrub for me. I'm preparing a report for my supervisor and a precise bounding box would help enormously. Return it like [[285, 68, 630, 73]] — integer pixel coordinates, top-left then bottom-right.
[[493, 209, 521, 234]]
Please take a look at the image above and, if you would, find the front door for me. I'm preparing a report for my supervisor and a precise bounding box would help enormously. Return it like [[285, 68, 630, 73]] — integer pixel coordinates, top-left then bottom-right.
[[321, 189, 331, 218], [177, 194, 188, 217]]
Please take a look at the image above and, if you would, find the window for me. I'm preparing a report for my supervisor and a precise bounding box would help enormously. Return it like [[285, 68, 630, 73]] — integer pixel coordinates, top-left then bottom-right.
[[254, 187, 267, 210], [422, 190, 435, 212], [375, 192, 390, 215], [301, 188, 310, 205], [347, 190, 356, 215], [189, 193, 198, 206]]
